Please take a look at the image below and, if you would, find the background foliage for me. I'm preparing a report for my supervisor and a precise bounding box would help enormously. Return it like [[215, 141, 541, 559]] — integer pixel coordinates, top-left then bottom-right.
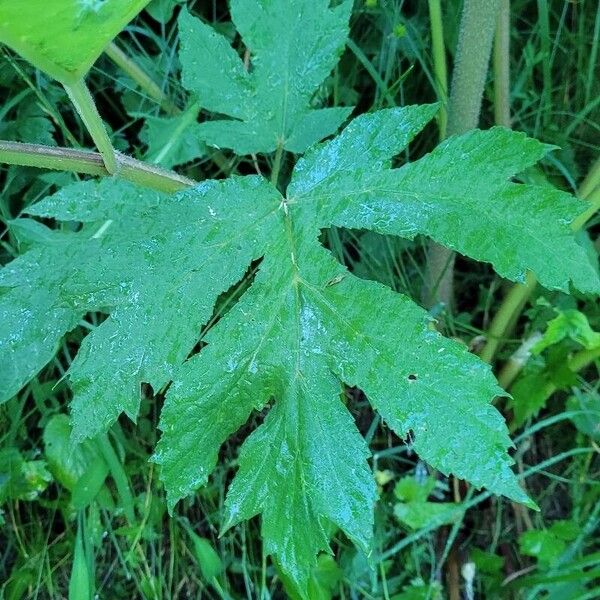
[[0, 0, 599, 598]]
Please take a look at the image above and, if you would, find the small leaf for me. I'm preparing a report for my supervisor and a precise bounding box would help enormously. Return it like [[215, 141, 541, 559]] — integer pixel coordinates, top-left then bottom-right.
[[511, 370, 553, 426], [533, 309, 600, 354], [279, 554, 343, 600], [0, 447, 52, 502], [186, 530, 223, 582], [43, 414, 103, 491], [392, 582, 444, 600], [393, 476, 461, 530], [0, 0, 151, 83], [567, 391, 600, 440], [145, 0, 183, 23], [520, 530, 562, 563]]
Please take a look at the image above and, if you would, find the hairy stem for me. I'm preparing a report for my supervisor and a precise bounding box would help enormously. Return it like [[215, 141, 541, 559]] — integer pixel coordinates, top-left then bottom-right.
[[422, 0, 501, 310], [0, 141, 196, 193], [105, 42, 179, 116], [446, 1, 502, 137], [63, 78, 118, 174]]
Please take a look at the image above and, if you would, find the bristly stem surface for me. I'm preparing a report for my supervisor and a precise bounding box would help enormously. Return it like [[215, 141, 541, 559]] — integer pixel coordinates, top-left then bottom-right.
[[493, 0, 511, 128], [422, 0, 501, 311]]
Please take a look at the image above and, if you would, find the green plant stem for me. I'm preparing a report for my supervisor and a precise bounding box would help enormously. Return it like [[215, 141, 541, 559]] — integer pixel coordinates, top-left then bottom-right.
[[479, 273, 536, 363], [422, 0, 501, 310], [96, 433, 136, 526], [493, 0, 511, 128], [572, 155, 600, 224], [427, 0, 448, 139], [105, 42, 179, 116], [496, 331, 542, 389], [63, 78, 118, 174], [104, 42, 231, 175], [0, 140, 196, 193], [446, 0, 502, 137], [480, 157, 600, 363], [271, 143, 284, 189]]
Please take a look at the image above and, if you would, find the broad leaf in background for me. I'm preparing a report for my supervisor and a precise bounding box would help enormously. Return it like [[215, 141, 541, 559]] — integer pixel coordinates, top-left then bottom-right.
[[0, 96, 57, 146], [178, 0, 354, 154], [146, 0, 184, 23], [1, 105, 598, 596], [0, 0, 151, 83]]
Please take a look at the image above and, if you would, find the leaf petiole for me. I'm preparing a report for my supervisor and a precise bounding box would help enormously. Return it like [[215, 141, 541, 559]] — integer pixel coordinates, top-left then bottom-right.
[[270, 142, 285, 188], [0, 140, 196, 193], [63, 78, 118, 174]]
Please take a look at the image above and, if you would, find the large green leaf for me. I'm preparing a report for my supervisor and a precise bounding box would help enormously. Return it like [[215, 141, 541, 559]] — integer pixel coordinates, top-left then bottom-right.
[[1, 105, 598, 596], [178, 0, 353, 154], [0, 0, 150, 83]]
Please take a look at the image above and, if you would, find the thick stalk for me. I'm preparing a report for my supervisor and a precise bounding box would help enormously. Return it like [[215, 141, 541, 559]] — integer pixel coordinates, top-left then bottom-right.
[[480, 275, 536, 363], [428, 0, 449, 139], [496, 331, 542, 389], [0, 141, 195, 193], [63, 78, 118, 174], [422, 0, 502, 310], [105, 42, 179, 116]]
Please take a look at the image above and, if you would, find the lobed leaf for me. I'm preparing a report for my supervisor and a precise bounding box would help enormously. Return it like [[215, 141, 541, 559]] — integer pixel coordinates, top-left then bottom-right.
[[178, 0, 354, 154], [1, 105, 597, 596]]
